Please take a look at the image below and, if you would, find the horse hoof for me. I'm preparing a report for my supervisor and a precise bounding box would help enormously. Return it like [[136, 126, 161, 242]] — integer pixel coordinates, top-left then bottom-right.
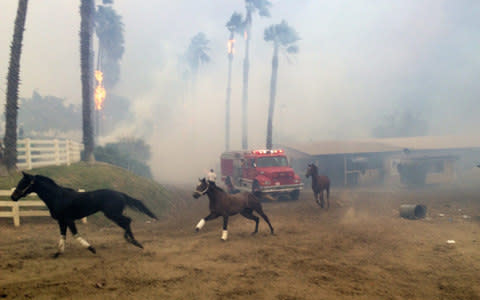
[[251, 232, 258, 236], [88, 246, 96, 254], [131, 240, 144, 249], [195, 228, 200, 233], [52, 252, 61, 258]]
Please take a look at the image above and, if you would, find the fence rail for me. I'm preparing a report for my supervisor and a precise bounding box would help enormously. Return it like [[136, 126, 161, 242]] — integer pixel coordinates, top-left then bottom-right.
[[0, 189, 87, 226], [16, 138, 83, 170]]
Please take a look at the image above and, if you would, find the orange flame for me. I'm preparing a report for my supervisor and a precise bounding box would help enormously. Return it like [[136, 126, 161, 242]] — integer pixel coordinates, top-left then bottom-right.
[[94, 70, 106, 111], [227, 39, 235, 54]]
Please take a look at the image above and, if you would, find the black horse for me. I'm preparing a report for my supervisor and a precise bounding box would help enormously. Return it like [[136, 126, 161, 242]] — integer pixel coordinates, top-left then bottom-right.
[[192, 178, 274, 240], [11, 172, 158, 257]]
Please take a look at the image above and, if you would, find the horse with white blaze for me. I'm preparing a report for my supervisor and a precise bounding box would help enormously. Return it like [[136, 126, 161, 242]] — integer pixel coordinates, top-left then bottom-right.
[[192, 178, 274, 240]]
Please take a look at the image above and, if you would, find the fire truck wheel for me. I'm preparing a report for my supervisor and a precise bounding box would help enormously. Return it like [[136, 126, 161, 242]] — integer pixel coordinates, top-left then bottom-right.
[[290, 190, 300, 201]]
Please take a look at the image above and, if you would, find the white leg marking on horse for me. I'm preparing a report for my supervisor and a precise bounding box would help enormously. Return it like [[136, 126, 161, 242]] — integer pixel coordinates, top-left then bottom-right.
[[74, 234, 91, 248], [196, 219, 206, 230], [58, 235, 66, 253], [221, 230, 228, 241]]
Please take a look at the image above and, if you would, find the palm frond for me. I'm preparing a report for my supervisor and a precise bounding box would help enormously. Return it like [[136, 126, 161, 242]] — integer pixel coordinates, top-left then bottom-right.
[[95, 5, 124, 60], [246, 0, 272, 17], [276, 20, 300, 45], [185, 32, 211, 70], [286, 45, 299, 54], [226, 12, 245, 34], [264, 20, 300, 49], [264, 24, 276, 42]]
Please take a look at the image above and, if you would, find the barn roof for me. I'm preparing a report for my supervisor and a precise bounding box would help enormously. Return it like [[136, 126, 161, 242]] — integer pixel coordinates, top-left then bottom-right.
[[364, 135, 480, 151], [278, 140, 401, 156], [279, 135, 480, 156]]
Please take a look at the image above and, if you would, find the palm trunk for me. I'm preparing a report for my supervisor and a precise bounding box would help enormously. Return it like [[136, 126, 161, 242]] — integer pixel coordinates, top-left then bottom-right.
[[80, 0, 95, 162], [3, 0, 29, 171], [266, 44, 279, 150], [241, 13, 252, 150], [225, 32, 234, 151]]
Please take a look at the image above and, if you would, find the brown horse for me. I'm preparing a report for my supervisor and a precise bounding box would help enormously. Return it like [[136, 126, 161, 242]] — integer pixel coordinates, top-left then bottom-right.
[[305, 163, 330, 209], [192, 178, 274, 240]]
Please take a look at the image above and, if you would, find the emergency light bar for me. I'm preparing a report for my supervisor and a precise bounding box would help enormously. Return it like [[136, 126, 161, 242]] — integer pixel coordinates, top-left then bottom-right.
[[251, 149, 284, 155]]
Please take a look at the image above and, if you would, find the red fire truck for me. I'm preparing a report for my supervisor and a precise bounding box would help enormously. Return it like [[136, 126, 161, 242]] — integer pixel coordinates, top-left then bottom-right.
[[220, 149, 303, 200]]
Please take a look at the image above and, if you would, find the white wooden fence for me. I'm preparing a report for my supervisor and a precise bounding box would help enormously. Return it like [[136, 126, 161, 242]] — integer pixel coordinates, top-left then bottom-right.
[[0, 139, 85, 226], [16, 138, 83, 170], [0, 189, 87, 227]]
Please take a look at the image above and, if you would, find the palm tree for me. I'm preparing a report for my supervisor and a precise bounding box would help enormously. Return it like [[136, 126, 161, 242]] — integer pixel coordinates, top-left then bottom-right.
[[95, 1, 124, 89], [184, 32, 210, 91], [3, 0, 29, 172], [241, 0, 272, 150], [80, 0, 96, 162], [225, 12, 244, 151], [264, 20, 300, 150]]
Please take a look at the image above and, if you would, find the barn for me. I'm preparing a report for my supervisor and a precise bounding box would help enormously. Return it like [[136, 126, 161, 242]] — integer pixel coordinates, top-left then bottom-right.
[[279, 135, 480, 187]]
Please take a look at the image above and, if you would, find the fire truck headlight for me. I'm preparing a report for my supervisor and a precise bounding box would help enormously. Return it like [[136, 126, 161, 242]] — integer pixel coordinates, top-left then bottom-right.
[[294, 179, 300, 183]]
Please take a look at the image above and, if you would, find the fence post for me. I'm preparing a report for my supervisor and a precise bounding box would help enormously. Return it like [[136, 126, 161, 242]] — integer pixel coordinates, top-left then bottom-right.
[[25, 138, 32, 170], [54, 139, 60, 165], [66, 140, 71, 166], [12, 201, 20, 227]]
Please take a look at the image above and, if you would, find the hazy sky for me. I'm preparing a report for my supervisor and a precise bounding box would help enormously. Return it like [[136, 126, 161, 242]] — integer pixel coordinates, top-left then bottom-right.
[[1, 0, 480, 182]]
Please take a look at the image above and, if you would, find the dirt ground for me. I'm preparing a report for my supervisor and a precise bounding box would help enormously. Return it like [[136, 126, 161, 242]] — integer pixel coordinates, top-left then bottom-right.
[[1, 182, 480, 300]]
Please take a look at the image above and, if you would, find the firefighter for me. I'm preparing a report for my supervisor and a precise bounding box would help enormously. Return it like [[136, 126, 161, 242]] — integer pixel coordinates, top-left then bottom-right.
[[207, 169, 216, 185]]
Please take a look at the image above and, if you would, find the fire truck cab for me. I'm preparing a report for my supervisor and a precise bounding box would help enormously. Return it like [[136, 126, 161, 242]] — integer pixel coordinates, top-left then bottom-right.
[[220, 149, 303, 200]]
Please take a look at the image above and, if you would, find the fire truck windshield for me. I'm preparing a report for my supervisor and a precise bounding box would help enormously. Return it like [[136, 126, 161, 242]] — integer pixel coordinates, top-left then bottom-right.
[[256, 156, 288, 167]]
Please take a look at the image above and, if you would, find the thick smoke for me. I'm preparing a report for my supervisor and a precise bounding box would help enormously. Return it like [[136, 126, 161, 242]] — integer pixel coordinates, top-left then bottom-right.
[[1, 0, 480, 183]]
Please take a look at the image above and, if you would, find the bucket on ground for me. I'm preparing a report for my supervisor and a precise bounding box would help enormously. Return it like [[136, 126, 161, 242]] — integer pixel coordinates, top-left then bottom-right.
[[399, 204, 427, 219]]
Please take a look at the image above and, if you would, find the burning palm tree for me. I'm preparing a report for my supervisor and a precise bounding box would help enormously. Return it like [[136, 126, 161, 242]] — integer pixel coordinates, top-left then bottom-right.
[[80, 0, 96, 162], [264, 20, 300, 150], [241, 0, 272, 150], [225, 12, 244, 151], [184, 32, 211, 92], [3, 0, 29, 172]]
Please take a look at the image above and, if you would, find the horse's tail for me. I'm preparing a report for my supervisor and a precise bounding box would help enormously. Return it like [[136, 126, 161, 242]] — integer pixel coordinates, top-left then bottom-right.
[[125, 195, 158, 220], [326, 184, 330, 200]]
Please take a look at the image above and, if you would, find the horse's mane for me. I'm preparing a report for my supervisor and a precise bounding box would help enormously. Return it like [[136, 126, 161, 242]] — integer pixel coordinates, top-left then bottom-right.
[[35, 175, 59, 186], [212, 184, 226, 193], [310, 164, 318, 174]]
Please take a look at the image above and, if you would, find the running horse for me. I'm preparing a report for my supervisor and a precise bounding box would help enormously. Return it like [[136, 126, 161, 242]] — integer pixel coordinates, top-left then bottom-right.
[[192, 178, 274, 240], [305, 163, 330, 209], [11, 172, 158, 257]]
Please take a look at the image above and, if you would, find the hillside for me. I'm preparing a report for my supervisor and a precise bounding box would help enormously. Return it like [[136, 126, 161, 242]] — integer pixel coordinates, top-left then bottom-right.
[[0, 162, 171, 221]]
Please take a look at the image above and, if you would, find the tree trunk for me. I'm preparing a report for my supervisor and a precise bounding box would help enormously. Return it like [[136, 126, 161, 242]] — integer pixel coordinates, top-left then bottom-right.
[[266, 45, 279, 150], [225, 31, 234, 151], [3, 0, 29, 172], [80, 0, 95, 162], [241, 12, 252, 150]]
